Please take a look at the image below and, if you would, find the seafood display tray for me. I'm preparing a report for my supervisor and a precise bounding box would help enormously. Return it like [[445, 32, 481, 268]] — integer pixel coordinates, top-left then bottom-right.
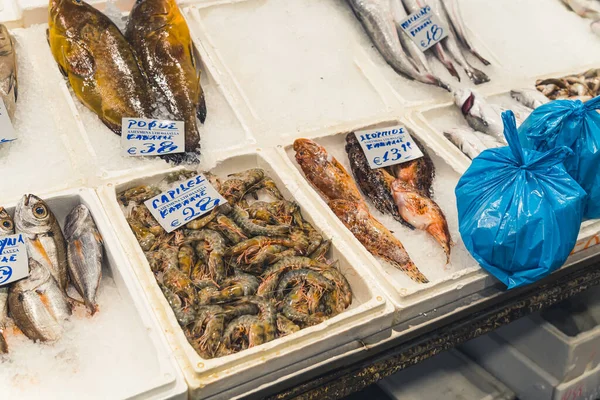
[[0, 188, 187, 400], [97, 151, 393, 399], [277, 117, 497, 323], [0, 0, 255, 203]]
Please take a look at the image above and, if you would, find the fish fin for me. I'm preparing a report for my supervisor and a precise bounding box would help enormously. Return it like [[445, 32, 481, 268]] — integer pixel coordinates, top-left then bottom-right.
[[62, 39, 96, 78], [7, 70, 17, 103], [197, 75, 207, 124], [189, 42, 197, 69]]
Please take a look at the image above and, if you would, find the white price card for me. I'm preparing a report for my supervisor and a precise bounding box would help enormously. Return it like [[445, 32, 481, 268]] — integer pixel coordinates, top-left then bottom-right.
[[0, 233, 29, 286], [145, 174, 226, 233], [399, 6, 448, 52], [355, 125, 423, 169], [122, 117, 185, 156], [0, 98, 16, 145]]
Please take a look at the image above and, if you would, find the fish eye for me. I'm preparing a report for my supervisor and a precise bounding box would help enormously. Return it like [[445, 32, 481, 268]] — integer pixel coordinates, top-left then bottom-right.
[[1, 220, 12, 229], [33, 203, 48, 219]]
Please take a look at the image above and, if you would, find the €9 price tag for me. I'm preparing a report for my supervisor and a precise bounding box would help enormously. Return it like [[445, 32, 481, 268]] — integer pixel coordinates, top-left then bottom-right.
[[354, 125, 423, 169], [0, 98, 17, 146], [0, 233, 29, 287], [122, 117, 185, 157], [399, 6, 448, 51], [144, 174, 226, 233]]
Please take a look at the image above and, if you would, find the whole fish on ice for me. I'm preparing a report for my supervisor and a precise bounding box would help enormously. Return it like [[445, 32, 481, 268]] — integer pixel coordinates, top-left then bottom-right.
[[453, 88, 504, 143], [8, 258, 71, 342], [348, 0, 450, 90], [511, 88, 550, 109], [389, 0, 432, 74], [444, 127, 487, 159], [441, 0, 490, 65], [47, 0, 153, 135], [0, 24, 17, 125], [15, 194, 68, 291], [64, 205, 103, 315], [126, 0, 206, 156]]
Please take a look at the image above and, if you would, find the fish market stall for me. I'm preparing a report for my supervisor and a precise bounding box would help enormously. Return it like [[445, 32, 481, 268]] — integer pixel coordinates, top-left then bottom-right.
[[4, 0, 600, 398]]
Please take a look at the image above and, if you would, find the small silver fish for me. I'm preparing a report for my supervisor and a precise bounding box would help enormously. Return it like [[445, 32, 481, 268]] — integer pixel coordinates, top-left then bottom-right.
[[0, 24, 17, 123], [8, 258, 71, 342], [441, 0, 490, 65], [15, 195, 68, 291], [562, 0, 600, 19], [0, 207, 13, 353], [430, 0, 489, 84], [348, 0, 450, 90], [511, 88, 550, 109], [453, 88, 504, 143], [444, 127, 488, 159], [64, 205, 103, 315]]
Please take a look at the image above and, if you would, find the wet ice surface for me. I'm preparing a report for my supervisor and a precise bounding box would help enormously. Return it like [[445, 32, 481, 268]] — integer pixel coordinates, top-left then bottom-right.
[[194, 0, 399, 138], [0, 275, 162, 400], [0, 26, 84, 202], [286, 131, 478, 293], [461, 0, 600, 77]]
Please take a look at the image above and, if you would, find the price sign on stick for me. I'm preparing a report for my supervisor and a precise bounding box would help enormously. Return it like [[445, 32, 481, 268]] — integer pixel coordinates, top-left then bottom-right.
[[354, 125, 423, 169], [122, 118, 185, 156]]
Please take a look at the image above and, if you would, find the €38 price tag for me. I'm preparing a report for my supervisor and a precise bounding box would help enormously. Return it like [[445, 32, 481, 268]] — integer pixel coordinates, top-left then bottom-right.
[[0, 98, 17, 146], [144, 174, 226, 233], [399, 5, 448, 52], [122, 117, 185, 157], [354, 125, 423, 169], [0, 233, 29, 287]]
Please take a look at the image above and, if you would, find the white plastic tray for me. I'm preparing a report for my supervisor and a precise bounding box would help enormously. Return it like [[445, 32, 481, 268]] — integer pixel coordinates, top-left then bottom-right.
[[0, 188, 187, 400], [276, 117, 499, 323], [97, 150, 394, 399]]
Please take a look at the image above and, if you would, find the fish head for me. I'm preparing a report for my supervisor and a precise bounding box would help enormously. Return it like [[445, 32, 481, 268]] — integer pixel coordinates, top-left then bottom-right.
[[64, 204, 91, 239], [49, 0, 103, 37], [293, 138, 331, 167], [452, 88, 475, 115], [0, 207, 14, 236], [0, 25, 14, 54], [14, 195, 55, 235], [130, 0, 174, 31], [12, 259, 49, 292]]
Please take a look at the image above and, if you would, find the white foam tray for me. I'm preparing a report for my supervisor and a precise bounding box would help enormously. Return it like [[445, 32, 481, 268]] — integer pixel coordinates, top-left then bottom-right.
[[276, 117, 496, 323], [0, 188, 187, 400], [97, 150, 394, 399]]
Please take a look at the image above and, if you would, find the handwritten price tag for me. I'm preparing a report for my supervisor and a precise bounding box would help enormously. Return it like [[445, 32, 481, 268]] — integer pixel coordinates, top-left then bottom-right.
[[354, 125, 423, 169], [0, 233, 29, 287], [0, 98, 16, 145], [122, 117, 185, 157], [144, 174, 226, 233], [399, 6, 448, 51]]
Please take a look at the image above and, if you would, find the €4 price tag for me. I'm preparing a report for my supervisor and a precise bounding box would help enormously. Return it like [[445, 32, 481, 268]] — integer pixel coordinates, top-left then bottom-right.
[[354, 125, 423, 169], [144, 174, 226, 233], [0, 233, 29, 287], [122, 117, 185, 156], [399, 6, 448, 52], [0, 98, 17, 146]]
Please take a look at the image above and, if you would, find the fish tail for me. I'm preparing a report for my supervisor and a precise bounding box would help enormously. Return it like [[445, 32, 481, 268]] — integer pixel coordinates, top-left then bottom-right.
[[86, 300, 99, 316], [472, 50, 490, 66], [433, 44, 460, 81], [427, 219, 452, 264], [389, 258, 429, 283], [465, 67, 490, 85]]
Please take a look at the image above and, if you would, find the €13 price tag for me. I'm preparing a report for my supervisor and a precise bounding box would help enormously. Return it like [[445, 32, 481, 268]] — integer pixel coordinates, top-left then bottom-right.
[[0, 98, 17, 146], [0, 233, 29, 287], [399, 6, 448, 51], [144, 174, 226, 233], [354, 125, 423, 169], [122, 117, 185, 157]]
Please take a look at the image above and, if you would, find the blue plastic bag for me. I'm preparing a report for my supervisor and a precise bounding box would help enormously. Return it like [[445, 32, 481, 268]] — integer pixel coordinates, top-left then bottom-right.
[[456, 111, 586, 289], [519, 96, 600, 219]]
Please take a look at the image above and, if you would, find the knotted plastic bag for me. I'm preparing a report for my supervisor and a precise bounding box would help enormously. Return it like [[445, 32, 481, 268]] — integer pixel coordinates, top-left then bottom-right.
[[456, 111, 586, 289], [519, 96, 600, 219]]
